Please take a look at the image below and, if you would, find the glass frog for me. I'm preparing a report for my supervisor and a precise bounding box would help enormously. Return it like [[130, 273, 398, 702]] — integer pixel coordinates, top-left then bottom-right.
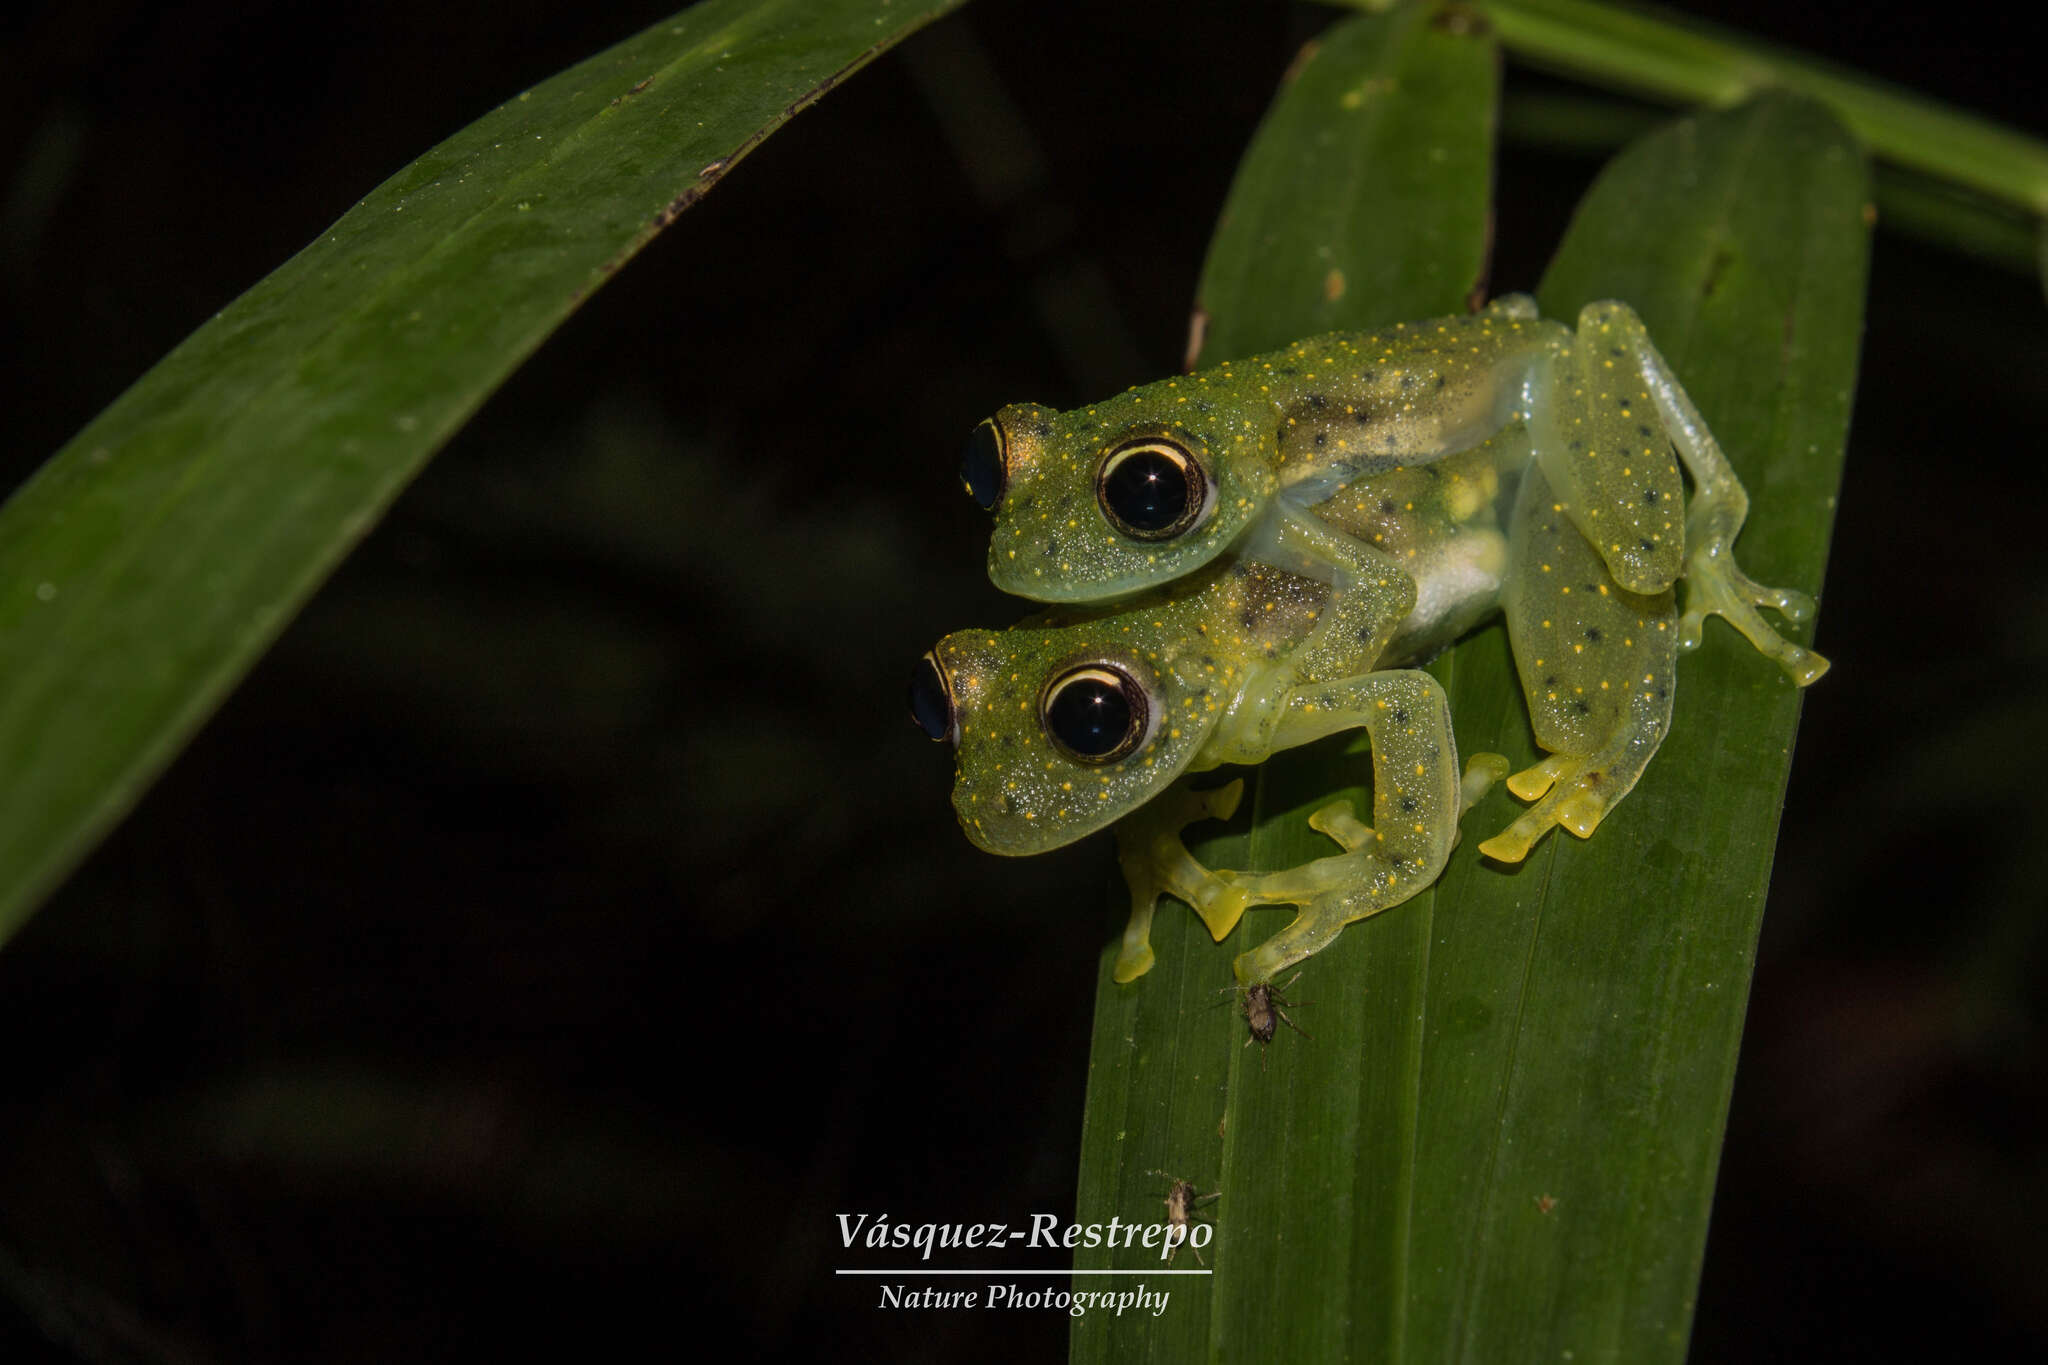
[[910, 511, 1511, 986], [955, 296, 1826, 866]]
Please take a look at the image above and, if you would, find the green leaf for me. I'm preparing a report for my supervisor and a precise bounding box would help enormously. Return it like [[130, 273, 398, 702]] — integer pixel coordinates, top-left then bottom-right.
[[1072, 49, 1866, 1365], [1467, 0, 2048, 217], [1071, 4, 1498, 1359], [1194, 3, 1496, 360], [0, 0, 964, 946]]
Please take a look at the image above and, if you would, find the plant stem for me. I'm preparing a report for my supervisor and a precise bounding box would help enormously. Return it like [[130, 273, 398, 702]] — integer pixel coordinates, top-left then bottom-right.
[[1342, 0, 2048, 216]]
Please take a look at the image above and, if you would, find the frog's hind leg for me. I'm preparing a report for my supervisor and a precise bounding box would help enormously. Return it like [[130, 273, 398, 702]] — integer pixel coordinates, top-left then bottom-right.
[[1581, 300, 1827, 686], [1481, 464, 1678, 863], [1110, 778, 1253, 983], [1224, 668, 1468, 985]]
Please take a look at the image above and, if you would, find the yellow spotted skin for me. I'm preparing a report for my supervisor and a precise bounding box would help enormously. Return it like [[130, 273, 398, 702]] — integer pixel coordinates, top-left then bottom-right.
[[977, 297, 1822, 689], [985, 295, 1544, 602], [930, 556, 1498, 985], [943, 298, 1828, 984], [934, 559, 1333, 859]]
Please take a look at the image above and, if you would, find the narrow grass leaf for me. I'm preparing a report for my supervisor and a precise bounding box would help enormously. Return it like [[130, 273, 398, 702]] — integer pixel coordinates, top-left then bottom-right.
[[0, 0, 965, 944], [1072, 58, 1867, 1365], [1070, 7, 1497, 1362]]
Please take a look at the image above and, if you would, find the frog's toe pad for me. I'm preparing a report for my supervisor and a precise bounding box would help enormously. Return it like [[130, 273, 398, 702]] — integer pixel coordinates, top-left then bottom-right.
[[1680, 558, 1828, 686], [1479, 757, 1615, 862], [1461, 752, 1511, 813], [1504, 754, 1572, 803], [1307, 800, 1373, 852], [1191, 875, 1256, 943], [1112, 942, 1157, 985]]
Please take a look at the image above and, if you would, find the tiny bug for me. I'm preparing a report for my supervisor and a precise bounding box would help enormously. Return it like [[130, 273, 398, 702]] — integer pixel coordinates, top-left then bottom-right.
[[1147, 1169, 1220, 1266], [1225, 972, 1310, 1056]]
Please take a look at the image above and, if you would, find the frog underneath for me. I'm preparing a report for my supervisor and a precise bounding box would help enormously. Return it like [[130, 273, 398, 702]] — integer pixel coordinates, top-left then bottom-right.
[[910, 549, 1510, 985], [955, 296, 1825, 867]]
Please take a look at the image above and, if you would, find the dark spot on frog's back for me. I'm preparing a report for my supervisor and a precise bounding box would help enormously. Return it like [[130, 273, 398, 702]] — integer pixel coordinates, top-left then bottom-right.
[[1379, 499, 1396, 514], [1584, 628, 1602, 643]]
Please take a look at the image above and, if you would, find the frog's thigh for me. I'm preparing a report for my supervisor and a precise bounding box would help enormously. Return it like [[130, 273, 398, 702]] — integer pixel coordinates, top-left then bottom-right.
[[1523, 307, 1685, 596], [1228, 669, 1464, 983], [1483, 464, 1677, 863], [1109, 778, 1252, 982], [1583, 300, 1827, 686]]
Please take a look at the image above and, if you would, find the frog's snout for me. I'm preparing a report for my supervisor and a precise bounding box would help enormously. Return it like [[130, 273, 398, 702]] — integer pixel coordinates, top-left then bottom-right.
[[907, 650, 958, 747]]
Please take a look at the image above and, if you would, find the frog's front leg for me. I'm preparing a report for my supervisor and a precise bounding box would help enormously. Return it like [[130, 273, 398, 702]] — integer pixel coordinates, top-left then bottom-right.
[[1529, 301, 1825, 686], [1479, 465, 1679, 862], [1246, 499, 1418, 682], [1109, 778, 1251, 983], [1218, 668, 1473, 984]]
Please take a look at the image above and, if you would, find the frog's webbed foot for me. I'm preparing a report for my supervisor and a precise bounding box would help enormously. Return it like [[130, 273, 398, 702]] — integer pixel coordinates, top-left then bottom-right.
[[1224, 670, 1473, 985], [1476, 753, 1617, 863], [1111, 778, 1251, 983], [1301, 751, 1506, 855], [1679, 538, 1829, 686]]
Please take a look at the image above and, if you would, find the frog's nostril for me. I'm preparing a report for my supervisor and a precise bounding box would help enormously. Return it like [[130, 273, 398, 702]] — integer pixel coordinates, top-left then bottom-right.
[[960, 419, 1006, 511], [908, 652, 958, 745]]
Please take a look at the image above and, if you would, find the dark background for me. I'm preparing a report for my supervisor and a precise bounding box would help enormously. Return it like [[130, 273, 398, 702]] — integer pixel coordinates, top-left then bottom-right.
[[2, 1, 2043, 1360]]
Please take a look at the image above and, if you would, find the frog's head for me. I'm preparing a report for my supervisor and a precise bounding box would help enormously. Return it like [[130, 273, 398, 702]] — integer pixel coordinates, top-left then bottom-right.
[[908, 619, 1221, 855], [962, 381, 1278, 603]]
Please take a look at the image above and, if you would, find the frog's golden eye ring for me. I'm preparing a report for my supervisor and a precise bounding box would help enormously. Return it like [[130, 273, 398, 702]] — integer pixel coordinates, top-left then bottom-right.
[[908, 651, 959, 747], [1096, 438, 1209, 541], [1039, 663, 1152, 764], [960, 418, 1007, 512]]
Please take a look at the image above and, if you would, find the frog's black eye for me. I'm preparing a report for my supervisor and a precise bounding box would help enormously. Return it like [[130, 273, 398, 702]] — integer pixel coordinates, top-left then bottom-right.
[[960, 419, 1006, 511], [1096, 438, 1207, 541], [908, 652, 957, 746], [1040, 664, 1150, 763]]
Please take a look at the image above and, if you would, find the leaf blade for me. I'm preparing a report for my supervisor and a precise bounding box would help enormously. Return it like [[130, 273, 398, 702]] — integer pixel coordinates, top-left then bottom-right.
[[1069, 7, 1499, 1361], [1072, 55, 1867, 1365], [0, 0, 966, 944]]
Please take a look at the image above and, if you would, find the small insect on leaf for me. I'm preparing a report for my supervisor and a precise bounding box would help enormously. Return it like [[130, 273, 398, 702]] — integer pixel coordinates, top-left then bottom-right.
[[1224, 971, 1310, 1064], [1147, 1169, 1222, 1266]]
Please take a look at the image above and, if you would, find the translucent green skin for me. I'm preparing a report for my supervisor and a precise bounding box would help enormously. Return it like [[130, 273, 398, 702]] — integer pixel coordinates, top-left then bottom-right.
[[933, 452, 1510, 984], [982, 297, 1824, 688], [934, 300, 1830, 984]]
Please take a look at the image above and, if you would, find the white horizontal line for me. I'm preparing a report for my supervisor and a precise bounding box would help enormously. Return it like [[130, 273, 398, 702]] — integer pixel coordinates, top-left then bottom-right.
[[835, 1269, 1211, 1277]]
